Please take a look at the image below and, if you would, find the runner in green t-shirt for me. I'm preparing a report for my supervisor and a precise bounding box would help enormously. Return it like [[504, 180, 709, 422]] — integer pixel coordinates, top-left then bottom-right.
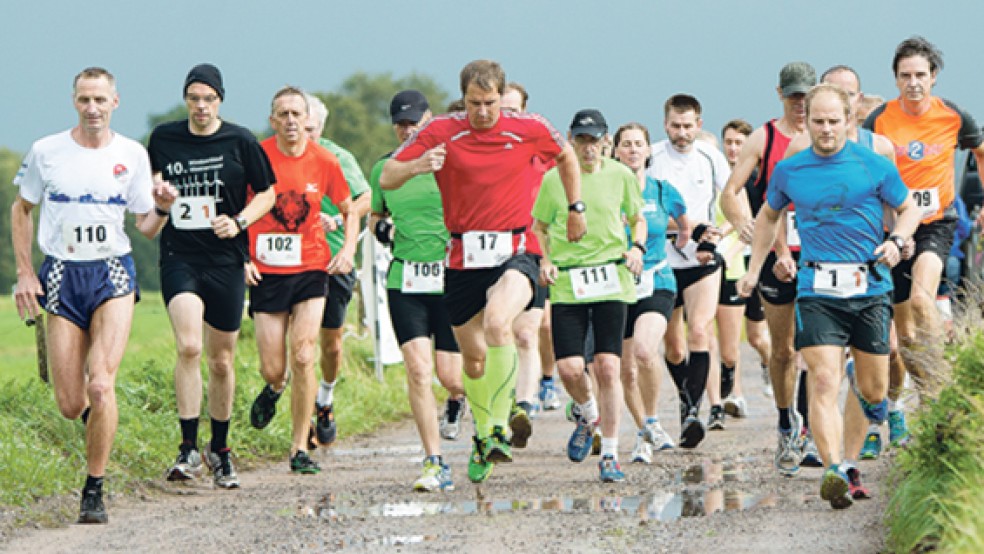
[[532, 109, 646, 483], [303, 95, 372, 447], [367, 90, 464, 492]]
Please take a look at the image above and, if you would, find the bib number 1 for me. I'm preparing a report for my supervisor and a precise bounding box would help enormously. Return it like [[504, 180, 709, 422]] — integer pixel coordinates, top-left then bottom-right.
[[813, 263, 867, 298]]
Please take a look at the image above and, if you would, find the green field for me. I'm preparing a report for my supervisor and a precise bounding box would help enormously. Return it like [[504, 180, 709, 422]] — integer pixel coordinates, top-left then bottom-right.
[[0, 292, 413, 514], [1, 295, 175, 383]]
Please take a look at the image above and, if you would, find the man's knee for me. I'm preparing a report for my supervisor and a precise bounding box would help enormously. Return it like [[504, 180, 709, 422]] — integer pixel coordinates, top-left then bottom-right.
[[175, 340, 203, 364], [320, 330, 344, 355], [87, 376, 115, 408], [514, 324, 537, 350]]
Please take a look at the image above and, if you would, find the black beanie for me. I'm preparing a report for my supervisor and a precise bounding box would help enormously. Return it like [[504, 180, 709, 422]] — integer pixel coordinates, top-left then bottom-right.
[[184, 63, 225, 100]]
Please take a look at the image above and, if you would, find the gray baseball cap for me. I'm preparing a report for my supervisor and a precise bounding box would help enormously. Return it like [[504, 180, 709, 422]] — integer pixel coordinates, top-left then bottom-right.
[[779, 62, 816, 97]]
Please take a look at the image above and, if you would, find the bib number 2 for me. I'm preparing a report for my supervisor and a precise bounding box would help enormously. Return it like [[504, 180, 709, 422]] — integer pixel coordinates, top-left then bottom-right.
[[172, 197, 216, 230]]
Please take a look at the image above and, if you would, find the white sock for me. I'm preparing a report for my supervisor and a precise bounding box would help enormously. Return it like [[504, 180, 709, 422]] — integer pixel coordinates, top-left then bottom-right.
[[645, 415, 659, 426], [868, 423, 880, 434], [601, 437, 618, 458], [888, 398, 904, 412], [317, 380, 336, 406], [579, 396, 599, 424]]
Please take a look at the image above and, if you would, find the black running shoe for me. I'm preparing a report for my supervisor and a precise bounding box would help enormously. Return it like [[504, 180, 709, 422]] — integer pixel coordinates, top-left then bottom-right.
[[250, 385, 281, 430], [315, 403, 337, 445], [290, 450, 321, 474], [78, 488, 108, 524]]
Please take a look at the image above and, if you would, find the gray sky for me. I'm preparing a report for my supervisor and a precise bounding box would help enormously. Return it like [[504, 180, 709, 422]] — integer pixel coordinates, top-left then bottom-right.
[[4, 0, 984, 155]]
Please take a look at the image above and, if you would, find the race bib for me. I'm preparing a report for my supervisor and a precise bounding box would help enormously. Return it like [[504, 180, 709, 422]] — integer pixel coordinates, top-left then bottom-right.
[[62, 221, 115, 260], [786, 211, 801, 248], [911, 189, 940, 219], [402, 260, 444, 293], [812, 262, 868, 298], [571, 263, 622, 300], [634, 267, 656, 300], [256, 233, 301, 267], [171, 196, 216, 230], [462, 231, 512, 268]]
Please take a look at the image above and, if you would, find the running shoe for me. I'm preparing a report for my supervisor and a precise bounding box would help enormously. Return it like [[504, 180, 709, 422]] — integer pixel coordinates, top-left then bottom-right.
[[631, 433, 653, 464], [165, 447, 203, 481], [679, 407, 706, 449], [820, 465, 854, 509], [290, 450, 321, 475], [845, 465, 871, 500], [708, 406, 726, 431], [888, 410, 910, 447], [77, 488, 108, 524], [860, 431, 882, 460], [567, 418, 597, 462], [723, 395, 748, 418], [203, 443, 240, 489], [800, 428, 823, 467], [599, 455, 626, 483], [413, 456, 454, 492], [642, 421, 675, 451], [467, 436, 494, 483], [249, 384, 280, 430], [439, 397, 466, 441], [484, 426, 513, 463], [846, 359, 888, 423], [565, 399, 580, 423], [775, 428, 801, 477], [315, 402, 337, 445], [762, 364, 774, 398], [539, 380, 562, 410], [509, 403, 532, 449]]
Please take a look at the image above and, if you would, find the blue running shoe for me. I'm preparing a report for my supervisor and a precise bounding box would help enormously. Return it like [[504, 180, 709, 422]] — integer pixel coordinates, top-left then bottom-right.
[[846, 360, 888, 423], [539, 380, 562, 411], [859, 431, 882, 460], [599, 455, 626, 483], [820, 465, 854, 510], [568, 418, 596, 463], [888, 410, 910, 447]]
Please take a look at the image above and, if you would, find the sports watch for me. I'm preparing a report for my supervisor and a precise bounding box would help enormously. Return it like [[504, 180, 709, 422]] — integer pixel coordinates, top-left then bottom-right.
[[568, 200, 586, 213]]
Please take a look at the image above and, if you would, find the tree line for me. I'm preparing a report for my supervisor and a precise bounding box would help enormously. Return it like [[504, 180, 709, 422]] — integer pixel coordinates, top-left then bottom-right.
[[0, 72, 450, 292]]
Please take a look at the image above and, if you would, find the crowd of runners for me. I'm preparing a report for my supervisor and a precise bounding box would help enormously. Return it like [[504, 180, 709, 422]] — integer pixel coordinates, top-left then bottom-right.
[[10, 34, 984, 525]]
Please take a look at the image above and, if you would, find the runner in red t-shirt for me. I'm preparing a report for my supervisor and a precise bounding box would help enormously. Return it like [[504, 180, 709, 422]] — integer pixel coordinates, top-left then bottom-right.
[[245, 87, 358, 476], [380, 60, 586, 483]]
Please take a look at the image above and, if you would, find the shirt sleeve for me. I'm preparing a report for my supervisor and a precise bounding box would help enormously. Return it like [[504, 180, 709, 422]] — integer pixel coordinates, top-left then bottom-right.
[[946, 99, 984, 150], [530, 114, 565, 162], [664, 181, 687, 220], [531, 168, 561, 224], [369, 157, 387, 214], [12, 145, 43, 204], [393, 119, 439, 161], [324, 157, 352, 208], [622, 171, 644, 220], [244, 136, 276, 194], [334, 148, 369, 198], [766, 165, 791, 211], [710, 147, 732, 192], [878, 162, 910, 209], [126, 144, 155, 215]]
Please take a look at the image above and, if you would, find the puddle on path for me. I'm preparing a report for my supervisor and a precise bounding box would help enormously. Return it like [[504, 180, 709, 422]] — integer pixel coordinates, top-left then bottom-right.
[[306, 488, 778, 523], [677, 459, 746, 485]]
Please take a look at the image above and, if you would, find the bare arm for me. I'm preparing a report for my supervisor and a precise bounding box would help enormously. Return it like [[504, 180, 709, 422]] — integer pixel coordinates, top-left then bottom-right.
[[533, 219, 556, 286], [134, 176, 179, 239], [327, 196, 359, 275], [11, 195, 41, 320], [379, 145, 446, 190], [736, 204, 782, 297], [624, 212, 646, 276], [721, 127, 764, 241], [555, 145, 586, 242], [350, 190, 372, 219]]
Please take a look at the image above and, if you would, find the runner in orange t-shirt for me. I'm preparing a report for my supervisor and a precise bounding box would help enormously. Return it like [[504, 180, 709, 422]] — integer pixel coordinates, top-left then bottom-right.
[[245, 86, 358, 475], [863, 36, 984, 392]]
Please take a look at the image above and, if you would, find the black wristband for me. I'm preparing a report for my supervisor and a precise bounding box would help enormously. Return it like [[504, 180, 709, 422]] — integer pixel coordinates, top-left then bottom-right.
[[691, 223, 709, 243], [697, 241, 717, 253], [374, 219, 394, 246], [154, 206, 169, 217], [632, 241, 647, 255]]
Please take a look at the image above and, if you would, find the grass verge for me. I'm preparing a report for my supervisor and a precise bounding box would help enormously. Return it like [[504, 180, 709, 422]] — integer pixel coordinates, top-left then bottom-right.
[[0, 294, 411, 526], [885, 308, 984, 553]]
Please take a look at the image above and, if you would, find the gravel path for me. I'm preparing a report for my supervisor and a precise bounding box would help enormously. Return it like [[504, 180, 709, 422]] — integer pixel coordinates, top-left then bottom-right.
[[1, 343, 893, 553]]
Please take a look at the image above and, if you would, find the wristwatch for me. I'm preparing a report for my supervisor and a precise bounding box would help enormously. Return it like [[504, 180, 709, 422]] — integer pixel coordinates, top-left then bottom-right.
[[888, 234, 906, 250], [568, 200, 586, 214], [235, 215, 249, 231]]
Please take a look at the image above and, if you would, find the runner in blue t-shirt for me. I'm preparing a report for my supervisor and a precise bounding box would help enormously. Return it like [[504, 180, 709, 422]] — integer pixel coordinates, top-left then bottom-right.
[[738, 84, 921, 510]]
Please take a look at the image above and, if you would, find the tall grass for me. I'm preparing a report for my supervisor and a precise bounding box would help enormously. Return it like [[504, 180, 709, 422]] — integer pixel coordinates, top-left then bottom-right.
[[885, 295, 984, 553], [0, 294, 412, 517]]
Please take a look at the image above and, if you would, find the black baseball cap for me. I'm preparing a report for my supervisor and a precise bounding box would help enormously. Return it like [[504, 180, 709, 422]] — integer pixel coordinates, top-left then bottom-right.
[[570, 109, 608, 138], [184, 63, 225, 100], [389, 90, 429, 124]]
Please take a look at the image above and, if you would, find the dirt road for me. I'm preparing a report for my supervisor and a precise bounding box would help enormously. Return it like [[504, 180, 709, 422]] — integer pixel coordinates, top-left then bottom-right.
[[1, 344, 893, 553]]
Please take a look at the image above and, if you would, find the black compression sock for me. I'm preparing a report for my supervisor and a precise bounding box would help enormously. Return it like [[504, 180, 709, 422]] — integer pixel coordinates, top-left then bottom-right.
[[685, 352, 711, 413], [179, 417, 199, 450], [796, 371, 809, 428], [210, 418, 230, 452], [80, 406, 91, 425], [778, 407, 792, 432], [721, 363, 736, 399]]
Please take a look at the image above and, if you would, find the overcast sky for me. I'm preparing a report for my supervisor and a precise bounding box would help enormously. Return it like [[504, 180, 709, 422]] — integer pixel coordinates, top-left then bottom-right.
[[4, 0, 984, 155]]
